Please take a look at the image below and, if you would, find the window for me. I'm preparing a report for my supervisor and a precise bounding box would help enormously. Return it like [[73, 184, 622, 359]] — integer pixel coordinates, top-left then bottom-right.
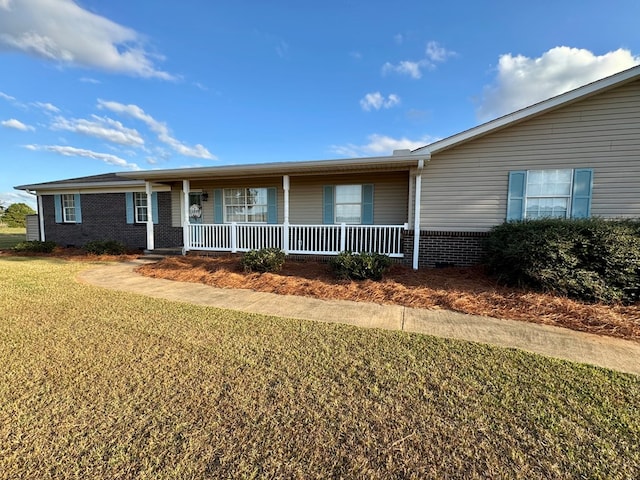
[[322, 184, 374, 225], [223, 188, 268, 223], [507, 169, 593, 221], [61, 194, 77, 223], [335, 185, 362, 224], [125, 192, 157, 225], [134, 192, 148, 223]]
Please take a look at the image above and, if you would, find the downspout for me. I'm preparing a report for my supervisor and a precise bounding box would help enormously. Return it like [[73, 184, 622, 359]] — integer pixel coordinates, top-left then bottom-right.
[[182, 179, 190, 255], [412, 157, 428, 270], [145, 181, 155, 251]]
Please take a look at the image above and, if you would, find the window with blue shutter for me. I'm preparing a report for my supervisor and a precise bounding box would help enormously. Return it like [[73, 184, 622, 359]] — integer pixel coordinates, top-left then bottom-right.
[[507, 169, 593, 221], [362, 184, 374, 225], [54, 194, 63, 223], [506, 171, 526, 221], [125, 193, 134, 224], [570, 169, 593, 219], [55, 193, 80, 223], [267, 187, 277, 224], [323, 186, 335, 224], [151, 192, 159, 224]]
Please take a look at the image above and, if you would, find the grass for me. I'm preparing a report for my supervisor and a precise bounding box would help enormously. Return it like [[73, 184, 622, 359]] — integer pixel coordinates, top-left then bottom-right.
[[0, 226, 26, 249], [1, 256, 639, 479]]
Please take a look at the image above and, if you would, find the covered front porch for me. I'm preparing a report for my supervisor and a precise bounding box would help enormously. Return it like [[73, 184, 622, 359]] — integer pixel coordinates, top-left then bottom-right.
[[123, 152, 428, 268]]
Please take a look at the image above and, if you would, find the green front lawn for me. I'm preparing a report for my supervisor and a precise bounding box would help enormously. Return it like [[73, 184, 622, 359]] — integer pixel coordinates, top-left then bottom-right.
[[1, 257, 638, 479], [0, 226, 26, 249]]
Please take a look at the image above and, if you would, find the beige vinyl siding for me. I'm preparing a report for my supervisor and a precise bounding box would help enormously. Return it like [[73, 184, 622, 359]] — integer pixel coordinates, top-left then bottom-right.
[[175, 172, 410, 225], [192, 177, 284, 224], [289, 172, 408, 225], [421, 79, 640, 231], [170, 186, 182, 227]]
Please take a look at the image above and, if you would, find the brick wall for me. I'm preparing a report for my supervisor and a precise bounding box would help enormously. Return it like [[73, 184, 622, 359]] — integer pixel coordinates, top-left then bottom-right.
[[403, 231, 488, 268], [42, 192, 182, 249]]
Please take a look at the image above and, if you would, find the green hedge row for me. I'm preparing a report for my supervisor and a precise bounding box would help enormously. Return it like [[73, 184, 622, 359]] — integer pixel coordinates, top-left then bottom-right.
[[484, 218, 640, 304]]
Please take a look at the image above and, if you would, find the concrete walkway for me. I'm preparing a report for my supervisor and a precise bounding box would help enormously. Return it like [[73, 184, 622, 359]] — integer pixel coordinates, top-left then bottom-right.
[[77, 260, 640, 376]]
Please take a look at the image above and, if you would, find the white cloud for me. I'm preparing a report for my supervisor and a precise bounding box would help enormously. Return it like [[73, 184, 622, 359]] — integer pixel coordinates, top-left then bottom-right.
[[24, 144, 140, 170], [97, 99, 216, 160], [477, 46, 640, 121], [51, 115, 144, 147], [0, 91, 15, 101], [79, 76, 100, 84], [0, 190, 37, 210], [425, 41, 456, 62], [360, 92, 400, 111], [394, 34, 404, 45], [382, 60, 428, 79], [330, 133, 435, 157], [32, 101, 60, 113], [383, 40, 455, 79], [2, 118, 34, 131], [0, 0, 174, 80]]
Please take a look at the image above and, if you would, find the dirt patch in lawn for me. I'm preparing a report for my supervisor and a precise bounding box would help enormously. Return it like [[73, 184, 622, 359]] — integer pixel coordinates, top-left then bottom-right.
[[137, 255, 640, 343]]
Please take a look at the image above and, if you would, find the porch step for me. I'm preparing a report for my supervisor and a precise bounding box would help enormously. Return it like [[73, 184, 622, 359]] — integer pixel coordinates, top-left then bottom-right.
[[140, 247, 183, 260]]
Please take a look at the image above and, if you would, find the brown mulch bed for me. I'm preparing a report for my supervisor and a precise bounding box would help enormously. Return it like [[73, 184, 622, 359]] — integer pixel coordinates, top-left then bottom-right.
[[136, 255, 640, 343], [0, 247, 141, 262]]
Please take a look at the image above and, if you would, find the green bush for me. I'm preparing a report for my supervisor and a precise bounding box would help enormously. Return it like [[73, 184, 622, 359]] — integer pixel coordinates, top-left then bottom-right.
[[241, 248, 286, 273], [83, 240, 127, 255], [484, 218, 640, 304], [330, 251, 392, 281], [12, 240, 57, 253]]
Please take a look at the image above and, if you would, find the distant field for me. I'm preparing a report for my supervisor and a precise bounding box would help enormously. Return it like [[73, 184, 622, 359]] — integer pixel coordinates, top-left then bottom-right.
[[0, 257, 638, 479], [0, 226, 26, 249]]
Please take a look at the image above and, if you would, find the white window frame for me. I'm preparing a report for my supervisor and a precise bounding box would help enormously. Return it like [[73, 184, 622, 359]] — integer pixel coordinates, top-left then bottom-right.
[[223, 187, 269, 223], [335, 184, 362, 224], [524, 169, 573, 220], [134, 192, 148, 223], [61, 194, 76, 223]]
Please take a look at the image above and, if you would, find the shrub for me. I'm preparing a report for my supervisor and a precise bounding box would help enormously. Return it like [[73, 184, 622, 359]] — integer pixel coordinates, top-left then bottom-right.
[[83, 240, 127, 255], [484, 218, 640, 304], [241, 248, 286, 273], [12, 240, 57, 253], [330, 251, 392, 281]]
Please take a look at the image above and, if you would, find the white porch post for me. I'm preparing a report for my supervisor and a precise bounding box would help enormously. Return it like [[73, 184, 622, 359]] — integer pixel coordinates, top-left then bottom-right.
[[145, 181, 155, 251], [182, 179, 190, 254], [282, 175, 290, 254], [412, 159, 424, 270], [37, 194, 45, 241]]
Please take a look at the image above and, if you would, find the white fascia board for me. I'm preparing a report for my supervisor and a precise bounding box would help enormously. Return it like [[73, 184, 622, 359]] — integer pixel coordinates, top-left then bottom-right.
[[116, 154, 428, 181], [24, 183, 171, 195], [414, 64, 640, 156]]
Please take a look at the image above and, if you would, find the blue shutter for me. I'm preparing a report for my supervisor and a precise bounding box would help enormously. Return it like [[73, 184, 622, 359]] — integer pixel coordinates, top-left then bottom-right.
[[506, 171, 526, 221], [362, 184, 374, 225], [267, 187, 277, 224], [571, 168, 593, 219], [125, 193, 134, 224], [74, 193, 82, 224], [54, 194, 62, 223], [323, 186, 334, 224], [213, 189, 223, 224], [151, 192, 159, 224]]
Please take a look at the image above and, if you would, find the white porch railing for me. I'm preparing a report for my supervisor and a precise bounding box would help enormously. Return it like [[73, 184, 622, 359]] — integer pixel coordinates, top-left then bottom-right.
[[186, 223, 408, 257]]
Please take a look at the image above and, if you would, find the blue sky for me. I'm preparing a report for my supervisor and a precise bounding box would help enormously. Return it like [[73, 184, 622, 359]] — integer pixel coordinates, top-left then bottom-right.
[[2, 0, 640, 209]]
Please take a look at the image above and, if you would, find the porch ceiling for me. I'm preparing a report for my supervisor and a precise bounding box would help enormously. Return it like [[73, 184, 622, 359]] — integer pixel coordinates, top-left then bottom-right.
[[116, 154, 424, 183]]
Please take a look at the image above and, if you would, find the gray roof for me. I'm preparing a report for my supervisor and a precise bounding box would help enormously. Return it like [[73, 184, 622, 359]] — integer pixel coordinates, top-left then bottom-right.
[[15, 172, 144, 191]]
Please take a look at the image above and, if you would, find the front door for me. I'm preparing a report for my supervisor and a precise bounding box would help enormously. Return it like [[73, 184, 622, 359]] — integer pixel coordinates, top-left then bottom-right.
[[188, 192, 203, 224]]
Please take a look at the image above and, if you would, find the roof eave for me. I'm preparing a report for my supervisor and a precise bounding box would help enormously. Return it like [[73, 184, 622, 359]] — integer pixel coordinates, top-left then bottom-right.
[[116, 154, 428, 181], [15, 179, 146, 191]]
